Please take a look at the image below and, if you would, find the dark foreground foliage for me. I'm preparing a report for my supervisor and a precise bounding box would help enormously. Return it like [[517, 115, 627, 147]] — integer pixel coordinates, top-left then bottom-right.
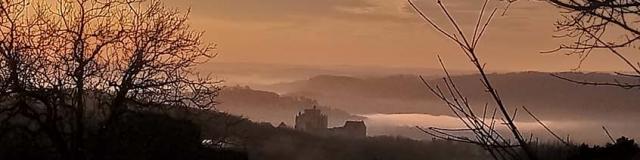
[[195, 111, 488, 160], [530, 137, 640, 160], [0, 107, 486, 160], [568, 137, 640, 160], [1, 108, 639, 160], [0, 110, 248, 160]]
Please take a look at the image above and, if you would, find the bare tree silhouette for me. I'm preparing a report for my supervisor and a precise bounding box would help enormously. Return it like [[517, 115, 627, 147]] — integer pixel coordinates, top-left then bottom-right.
[[0, 0, 220, 159], [546, 0, 640, 89], [408, 0, 573, 160]]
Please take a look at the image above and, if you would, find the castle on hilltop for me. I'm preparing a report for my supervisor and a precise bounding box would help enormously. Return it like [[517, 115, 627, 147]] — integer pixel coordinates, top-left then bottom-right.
[[293, 106, 366, 138]]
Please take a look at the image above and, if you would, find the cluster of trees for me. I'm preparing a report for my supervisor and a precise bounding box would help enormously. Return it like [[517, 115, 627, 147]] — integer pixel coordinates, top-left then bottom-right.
[[0, 0, 219, 159], [570, 137, 640, 160]]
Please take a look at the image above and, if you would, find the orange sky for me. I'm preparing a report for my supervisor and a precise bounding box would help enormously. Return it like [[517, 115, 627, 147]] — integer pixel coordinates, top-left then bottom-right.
[[166, 0, 636, 72]]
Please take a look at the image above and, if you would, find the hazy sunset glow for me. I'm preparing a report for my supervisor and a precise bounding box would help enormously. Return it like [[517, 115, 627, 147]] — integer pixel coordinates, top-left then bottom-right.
[[167, 0, 632, 73]]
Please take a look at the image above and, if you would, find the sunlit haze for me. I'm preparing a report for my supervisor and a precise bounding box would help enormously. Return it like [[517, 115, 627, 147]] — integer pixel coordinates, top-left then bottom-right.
[[167, 0, 633, 73]]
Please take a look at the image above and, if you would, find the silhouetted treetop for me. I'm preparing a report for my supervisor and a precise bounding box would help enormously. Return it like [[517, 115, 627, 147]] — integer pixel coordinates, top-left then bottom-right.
[[0, 0, 220, 159], [547, 0, 640, 88]]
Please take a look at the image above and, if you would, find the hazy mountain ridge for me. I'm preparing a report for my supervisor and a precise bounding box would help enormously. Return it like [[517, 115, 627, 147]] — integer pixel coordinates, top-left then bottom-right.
[[260, 72, 640, 122], [201, 62, 472, 86]]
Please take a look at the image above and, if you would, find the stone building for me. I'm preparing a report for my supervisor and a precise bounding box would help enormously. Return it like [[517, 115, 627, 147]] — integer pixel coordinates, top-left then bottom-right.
[[294, 106, 328, 133], [294, 106, 366, 138], [329, 121, 366, 138]]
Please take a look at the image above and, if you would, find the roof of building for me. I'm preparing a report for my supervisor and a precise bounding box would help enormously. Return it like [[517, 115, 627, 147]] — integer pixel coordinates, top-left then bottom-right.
[[343, 121, 366, 128], [277, 122, 289, 128]]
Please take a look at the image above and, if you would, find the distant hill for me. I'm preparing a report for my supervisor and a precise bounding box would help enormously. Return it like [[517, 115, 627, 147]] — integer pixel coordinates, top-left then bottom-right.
[[200, 62, 472, 86], [216, 86, 363, 127], [260, 72, 640, 122]]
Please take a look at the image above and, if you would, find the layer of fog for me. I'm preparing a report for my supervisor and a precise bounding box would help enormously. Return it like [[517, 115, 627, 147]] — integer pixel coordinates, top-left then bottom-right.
[[362, 113, 640, 145]]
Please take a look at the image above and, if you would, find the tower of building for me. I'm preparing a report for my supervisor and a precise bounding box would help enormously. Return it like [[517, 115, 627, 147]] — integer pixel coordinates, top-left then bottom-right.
[[294, 106, 328, 134], [294, 106, 367, 137]]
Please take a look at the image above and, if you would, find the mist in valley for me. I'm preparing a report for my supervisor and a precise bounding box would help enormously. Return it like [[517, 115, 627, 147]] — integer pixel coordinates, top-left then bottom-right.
[[214, 68, 640, 145]]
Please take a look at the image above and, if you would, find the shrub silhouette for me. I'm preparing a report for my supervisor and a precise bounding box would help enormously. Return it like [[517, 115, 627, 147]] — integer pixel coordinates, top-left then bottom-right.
[[90, 112, 202, 160], [569, 137, 640, 160]]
